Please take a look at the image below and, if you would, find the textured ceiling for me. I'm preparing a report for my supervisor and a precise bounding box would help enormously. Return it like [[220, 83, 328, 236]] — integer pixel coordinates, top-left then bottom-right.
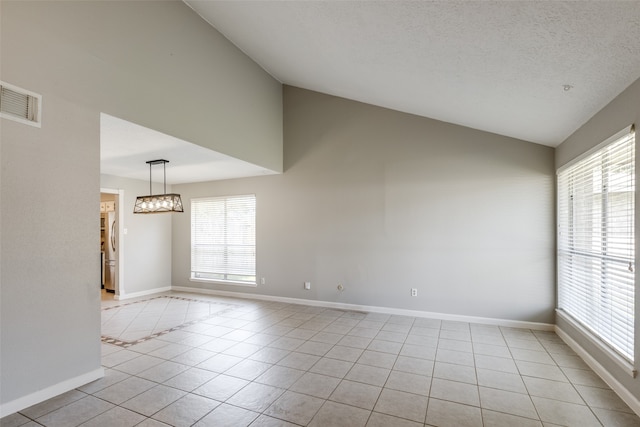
[[185, 0, 640, 147]]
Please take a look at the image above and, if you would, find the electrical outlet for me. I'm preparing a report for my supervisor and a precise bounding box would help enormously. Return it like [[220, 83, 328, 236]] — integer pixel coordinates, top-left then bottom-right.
[[304, 282, 311, 290], [261, 277, 266, 285], [411, 288, 418, 297]]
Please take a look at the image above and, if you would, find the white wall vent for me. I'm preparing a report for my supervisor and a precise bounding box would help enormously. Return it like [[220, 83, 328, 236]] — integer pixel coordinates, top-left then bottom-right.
[[0, 81, 42, 127]]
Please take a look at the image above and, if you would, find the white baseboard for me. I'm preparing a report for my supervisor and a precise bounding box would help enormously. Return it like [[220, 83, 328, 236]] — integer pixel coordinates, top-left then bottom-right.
[[115, 286, 172, 301], [556, 326, 640, 416], [0, 368, 104, 418], [171, 286, 554, 331]]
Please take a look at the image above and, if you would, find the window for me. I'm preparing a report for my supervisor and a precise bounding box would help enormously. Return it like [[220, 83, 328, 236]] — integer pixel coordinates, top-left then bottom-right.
[[557, 126, 635, 363], [191, 195, 256, 285]]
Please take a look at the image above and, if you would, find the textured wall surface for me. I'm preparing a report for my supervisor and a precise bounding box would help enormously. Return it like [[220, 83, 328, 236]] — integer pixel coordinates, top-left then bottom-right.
[[0, 0, 281, 413], [172, 86, 556, 323]]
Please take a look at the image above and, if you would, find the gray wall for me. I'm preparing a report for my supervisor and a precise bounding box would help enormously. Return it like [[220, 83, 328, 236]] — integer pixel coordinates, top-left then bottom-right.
[[555, 77, 640, 400], [1, 0, 281, 412], [100, 174, 173, 296], [173, 86, 556, 323]]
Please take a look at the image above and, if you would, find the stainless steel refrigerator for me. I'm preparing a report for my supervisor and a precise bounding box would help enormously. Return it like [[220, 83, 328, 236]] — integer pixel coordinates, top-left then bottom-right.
[[101, 211, 117, 292]]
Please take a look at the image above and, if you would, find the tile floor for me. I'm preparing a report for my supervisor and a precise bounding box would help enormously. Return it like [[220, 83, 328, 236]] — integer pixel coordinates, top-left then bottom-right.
[[3, 291, 640, 427]]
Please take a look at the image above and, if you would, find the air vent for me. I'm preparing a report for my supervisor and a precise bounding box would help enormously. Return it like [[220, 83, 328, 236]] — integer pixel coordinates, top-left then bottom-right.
[[0, 81, 42, 127]]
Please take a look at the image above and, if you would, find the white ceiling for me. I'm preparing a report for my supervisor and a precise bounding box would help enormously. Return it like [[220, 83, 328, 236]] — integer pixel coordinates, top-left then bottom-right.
[[186, 0, 640, 147], [102, 1, 640, 185], [100, 114, 276, 185]]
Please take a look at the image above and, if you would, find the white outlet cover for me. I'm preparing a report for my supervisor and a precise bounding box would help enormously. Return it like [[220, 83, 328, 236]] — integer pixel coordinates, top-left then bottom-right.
[[304, 282, 311, 290]]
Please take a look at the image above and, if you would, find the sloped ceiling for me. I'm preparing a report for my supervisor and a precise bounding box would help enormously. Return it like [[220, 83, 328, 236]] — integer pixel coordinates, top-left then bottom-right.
[[186, 0, 640, 147]]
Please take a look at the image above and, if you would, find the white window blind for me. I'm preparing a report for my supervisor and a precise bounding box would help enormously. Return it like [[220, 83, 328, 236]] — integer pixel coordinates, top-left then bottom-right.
[[557, 127, 635, 362], [191, 195, 256, 284]]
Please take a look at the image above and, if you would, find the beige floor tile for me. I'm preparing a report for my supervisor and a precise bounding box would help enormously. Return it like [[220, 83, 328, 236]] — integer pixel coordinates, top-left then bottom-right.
[[94, 376, 156, 405], [474, 354, 518, 374], [433, 361, 476, 384], [401, 344, 437, 360], [366, 412, 423, 427], [193, 374, 249, 401], [367, 339, 403, 354], [263, 390, 324, 425], [309, 357, 354, 378], [308, 401, 370, 427], [79, 406, 146, 427], [170, 348, 215, 366], [310, 331, 344, 344], [481, 409, 542, 427], [426, 398, 483, 427], [227, 383, 283, 412], [438, 338, 473, 353], [0, 412, 31, 427], [561, 367, 610, 388], [277, 351, 320, 370], [249, 414, 300, 426], [289, 372, 341, 399], [506, 338, 546, 351], [162, 367, 218, 392], [575, 384, 634, 413], [394, 355, 435, 376], [224, 359, 272, 381], [357, 350, 397, 369], [405, 334, 439, 347], [523, 376, 585, 404], [440, 329, 472, 342], [472, 343, 512, 358], [345, 363, 390, 387], [592, 407, 640, 427], [374, 388, 428, 423], [249, 347, 291, 364], [476, 368, 526, 394], [120, 385, 186, 417], [194, 403, 259, 427], [338, 335, 373, 349], [255, 365, 306, 388], [329, 380, 382, 410], [479, 387, 538, 419], [20, 390, 88, 419], [430, 378, 480, 406], [113, 354, 165, 375], [325, 345, 364, 362], [152, 394, 220, 427], [223, 342, 262, 358], [436, 348, 475, 366], [384, 370, 430, 396], [516, 360, 568, 382], [531, 396, 602, 427], [137, 360, 190, 383], [18, 292, 638, 427], [197, 353, 243, 373], [511, 348, 556, 365], [295, 340, 333, 356], [36, 396, 113, 427]]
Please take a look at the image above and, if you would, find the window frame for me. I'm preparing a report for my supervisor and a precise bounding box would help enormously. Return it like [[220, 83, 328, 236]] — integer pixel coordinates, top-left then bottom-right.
[[190, 194, 257, 287], [556, 125, 636, 375]]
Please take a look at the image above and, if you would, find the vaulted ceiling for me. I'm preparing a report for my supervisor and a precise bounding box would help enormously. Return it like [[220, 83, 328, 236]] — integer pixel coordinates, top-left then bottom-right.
[[186, 0, 640, 147]]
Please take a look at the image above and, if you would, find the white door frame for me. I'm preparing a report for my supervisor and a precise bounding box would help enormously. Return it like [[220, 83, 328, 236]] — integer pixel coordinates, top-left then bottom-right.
[[100, 188, 125, 297]]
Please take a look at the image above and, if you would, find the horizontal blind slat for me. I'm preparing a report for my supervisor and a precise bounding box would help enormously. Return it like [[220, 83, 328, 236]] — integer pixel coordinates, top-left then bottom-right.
[[557, 129, 635, 362]]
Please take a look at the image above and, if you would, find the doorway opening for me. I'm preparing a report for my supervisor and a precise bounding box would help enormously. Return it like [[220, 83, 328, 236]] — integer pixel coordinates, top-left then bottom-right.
[[100, 188, 125, 299]]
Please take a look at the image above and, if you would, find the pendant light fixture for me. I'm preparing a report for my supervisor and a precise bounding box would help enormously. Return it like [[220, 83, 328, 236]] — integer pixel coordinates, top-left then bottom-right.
[[133, 159, 184, 214]]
